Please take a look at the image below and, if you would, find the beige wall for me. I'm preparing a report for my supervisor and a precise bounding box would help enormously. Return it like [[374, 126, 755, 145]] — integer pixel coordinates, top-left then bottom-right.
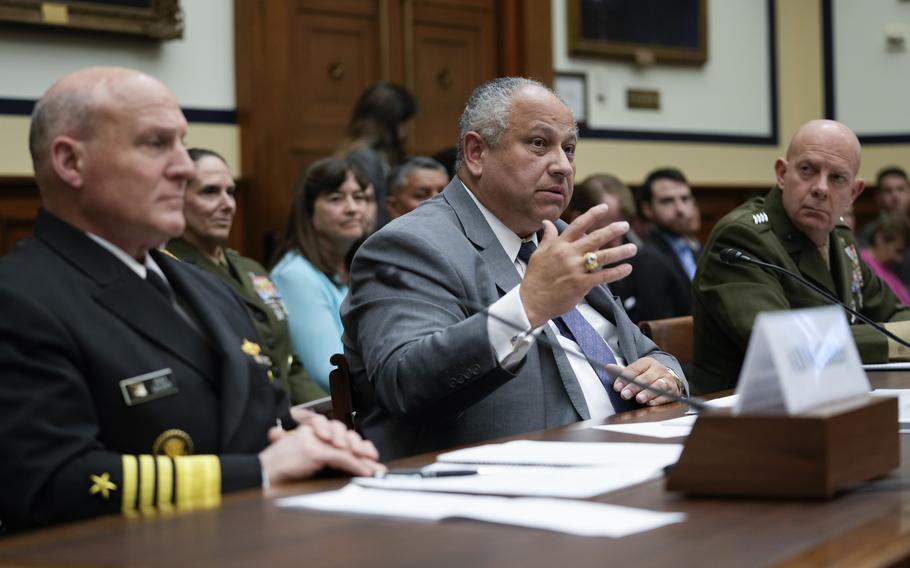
[[1, 0, 906, 184], [0, 0, 238, 178], [0, 116, 239, 178], [573, 0, 910, 187]]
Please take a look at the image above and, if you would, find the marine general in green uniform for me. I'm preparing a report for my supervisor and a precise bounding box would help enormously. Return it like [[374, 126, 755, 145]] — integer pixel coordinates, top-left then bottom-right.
[[166, 148, 326, 404], [692, 120, 910, 395]]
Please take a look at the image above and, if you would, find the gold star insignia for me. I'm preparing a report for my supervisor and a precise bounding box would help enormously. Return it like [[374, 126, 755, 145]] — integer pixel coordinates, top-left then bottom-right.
[[89, 472, 117, 500], [241, 338, 261, 357]]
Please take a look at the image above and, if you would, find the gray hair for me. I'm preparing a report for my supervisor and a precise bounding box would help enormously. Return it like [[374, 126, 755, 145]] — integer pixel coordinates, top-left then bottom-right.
[[388, 156, 448, 196], [455, 77, 555, 171], [29, 83, 101, 171]]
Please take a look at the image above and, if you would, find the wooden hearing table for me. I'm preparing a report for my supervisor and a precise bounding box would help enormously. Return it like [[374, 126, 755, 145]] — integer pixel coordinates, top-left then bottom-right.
[[2, 371, 910, 567]]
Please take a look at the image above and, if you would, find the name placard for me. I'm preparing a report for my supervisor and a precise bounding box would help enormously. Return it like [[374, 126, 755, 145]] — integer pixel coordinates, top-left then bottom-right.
[[734, 306, 869, 415]]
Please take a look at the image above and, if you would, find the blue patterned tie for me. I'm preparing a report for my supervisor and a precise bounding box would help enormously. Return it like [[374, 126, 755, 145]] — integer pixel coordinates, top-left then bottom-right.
[[517, 241, 637, 412]]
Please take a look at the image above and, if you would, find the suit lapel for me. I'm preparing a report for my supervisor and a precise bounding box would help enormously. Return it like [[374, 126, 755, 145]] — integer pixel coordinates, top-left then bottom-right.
[[765, 188, 837, 296], [153, 250, 252, 448], [35, 211, 216, 378], [443, 179, 522, 296], [443, 181, 589, 418]]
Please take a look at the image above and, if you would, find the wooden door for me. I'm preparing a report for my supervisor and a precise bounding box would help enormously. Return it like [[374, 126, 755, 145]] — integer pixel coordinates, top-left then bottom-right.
[[235, 0, 551, 262], [407, 0, 495, 156]]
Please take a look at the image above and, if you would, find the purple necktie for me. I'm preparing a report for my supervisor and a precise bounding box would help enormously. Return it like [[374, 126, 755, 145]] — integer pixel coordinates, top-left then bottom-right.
[[517, 241, 637, 412]]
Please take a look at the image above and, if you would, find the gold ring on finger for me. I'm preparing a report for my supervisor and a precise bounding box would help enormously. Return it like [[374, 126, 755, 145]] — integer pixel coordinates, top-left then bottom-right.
[[583, 251, 600, 273]]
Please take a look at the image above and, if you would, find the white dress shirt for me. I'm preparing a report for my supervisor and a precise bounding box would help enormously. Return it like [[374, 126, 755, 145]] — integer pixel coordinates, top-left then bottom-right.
[[462, 182, 621, 421]]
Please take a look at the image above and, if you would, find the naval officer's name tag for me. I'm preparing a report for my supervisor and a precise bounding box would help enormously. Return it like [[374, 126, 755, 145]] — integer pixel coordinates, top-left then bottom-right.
[[734, 305, 869, 415], [120, 368, 178, 407]]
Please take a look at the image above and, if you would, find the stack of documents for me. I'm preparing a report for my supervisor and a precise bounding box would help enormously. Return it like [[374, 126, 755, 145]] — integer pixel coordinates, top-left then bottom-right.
[[276, 441, 688, 537], [436, 440, 683, 467], [276, 485, 686, 537]]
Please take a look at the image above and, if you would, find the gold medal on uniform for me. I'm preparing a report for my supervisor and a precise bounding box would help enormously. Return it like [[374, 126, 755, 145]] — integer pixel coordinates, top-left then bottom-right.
[[152, 429, 194, 456]]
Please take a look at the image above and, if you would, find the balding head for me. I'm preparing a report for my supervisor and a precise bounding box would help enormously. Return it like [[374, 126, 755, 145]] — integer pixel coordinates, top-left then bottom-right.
[[775, 119, 865, 246], [31, 68, 155, 177], [29, 67, 194, 259], [785, 119, 862, 175]]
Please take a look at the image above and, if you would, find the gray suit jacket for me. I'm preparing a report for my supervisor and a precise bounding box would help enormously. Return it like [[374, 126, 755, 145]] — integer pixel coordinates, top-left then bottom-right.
[[341, 178, 684, 460]]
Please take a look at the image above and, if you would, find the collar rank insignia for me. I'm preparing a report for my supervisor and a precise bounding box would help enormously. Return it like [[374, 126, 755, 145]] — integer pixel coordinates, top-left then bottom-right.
[[752, 211, 768, 224], [89, 472, 117, 499]]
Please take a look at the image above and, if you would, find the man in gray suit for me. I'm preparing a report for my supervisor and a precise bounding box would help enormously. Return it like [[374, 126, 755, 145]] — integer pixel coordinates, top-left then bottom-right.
[[342, 77, 686, 459]]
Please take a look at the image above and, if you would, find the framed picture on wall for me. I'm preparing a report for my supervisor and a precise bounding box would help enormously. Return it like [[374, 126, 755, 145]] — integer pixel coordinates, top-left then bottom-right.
[[567, 0, 707, 65], [0, 0, 183, 40], [554, 72, 588, 126]]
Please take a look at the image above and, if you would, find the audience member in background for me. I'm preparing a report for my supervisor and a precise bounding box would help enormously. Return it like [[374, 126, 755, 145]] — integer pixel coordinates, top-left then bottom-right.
[[563, 173, 642, 246], [166, 148, 326, 404], [562, 174, 650, 321], [0, 67, 381, 531], [270, 158, 371, 392], [685, 200, 703, 252], [693, 120, 910, 395], [859, 167, 910, 287], [859, 167, 910, 243], [385, 156, 449, 219], [433, 146, 457, 178], [861, 214, 910, 305], [630, 167, 700, 320], [336, 83, 418, 228]]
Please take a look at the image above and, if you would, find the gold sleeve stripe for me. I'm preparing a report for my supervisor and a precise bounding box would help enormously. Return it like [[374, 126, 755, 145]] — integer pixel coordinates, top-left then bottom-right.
[[138, 455, 156, 514], [121, 455, 138, 517], [174, 455, 221, 511], [155, 456, 175, 513]]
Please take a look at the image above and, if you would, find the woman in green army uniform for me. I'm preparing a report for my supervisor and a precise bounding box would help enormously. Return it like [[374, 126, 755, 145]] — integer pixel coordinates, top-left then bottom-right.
[[167, 148, 326, 404]]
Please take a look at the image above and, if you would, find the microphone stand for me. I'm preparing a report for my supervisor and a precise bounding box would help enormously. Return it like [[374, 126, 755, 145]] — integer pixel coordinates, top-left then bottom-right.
[[720, 248, 910, 349], [375, 266, 708, 412]]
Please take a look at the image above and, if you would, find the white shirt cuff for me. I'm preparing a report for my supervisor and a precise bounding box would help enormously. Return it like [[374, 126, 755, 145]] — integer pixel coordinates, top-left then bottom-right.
[[487, 285, 544, 370]]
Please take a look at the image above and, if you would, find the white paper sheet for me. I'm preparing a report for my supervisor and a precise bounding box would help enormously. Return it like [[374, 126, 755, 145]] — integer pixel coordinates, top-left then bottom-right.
[[593, 415, 695, 439], [353, 464, 662, 498], [436, 441, 683, 468], [864, 363, 910, 371], [705, 394, 739, 408], [276, 484, 686, 537]]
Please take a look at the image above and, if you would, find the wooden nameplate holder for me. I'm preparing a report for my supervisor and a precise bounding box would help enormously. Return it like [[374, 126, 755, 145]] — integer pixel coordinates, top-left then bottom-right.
[[665, 395, 899, 499]]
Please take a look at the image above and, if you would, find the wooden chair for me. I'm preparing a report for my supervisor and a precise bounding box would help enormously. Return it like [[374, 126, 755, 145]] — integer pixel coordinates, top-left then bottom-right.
[[328, 353, 357, 430], [638, 315, 694, 364]]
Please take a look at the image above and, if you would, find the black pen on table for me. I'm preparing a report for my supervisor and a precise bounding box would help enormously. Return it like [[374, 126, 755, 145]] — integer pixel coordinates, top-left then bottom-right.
[[373, 467, 478, 478]]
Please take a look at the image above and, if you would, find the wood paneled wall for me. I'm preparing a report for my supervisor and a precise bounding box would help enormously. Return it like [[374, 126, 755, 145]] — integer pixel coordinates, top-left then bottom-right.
[[235, 0, 553, 263], [0, 177, 40, 255]]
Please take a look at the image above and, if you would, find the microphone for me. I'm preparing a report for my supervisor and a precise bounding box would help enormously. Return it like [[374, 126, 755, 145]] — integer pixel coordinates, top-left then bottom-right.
[[374, 265, 708, 412], [718, 247, 910, 349]]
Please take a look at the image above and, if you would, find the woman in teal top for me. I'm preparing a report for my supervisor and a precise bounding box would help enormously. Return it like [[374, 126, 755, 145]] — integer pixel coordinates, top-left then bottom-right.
[[270, 158, 372, 391]]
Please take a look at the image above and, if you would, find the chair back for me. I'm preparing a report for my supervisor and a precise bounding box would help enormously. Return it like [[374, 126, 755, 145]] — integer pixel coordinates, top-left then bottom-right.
[[329, 353, 356, 430], [638, 316, 694, 364]]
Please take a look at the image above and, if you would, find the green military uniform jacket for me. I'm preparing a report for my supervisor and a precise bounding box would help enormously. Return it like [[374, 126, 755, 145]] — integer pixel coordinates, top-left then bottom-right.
[[691, 187, 910, 395], [166, 239, 326, 404]]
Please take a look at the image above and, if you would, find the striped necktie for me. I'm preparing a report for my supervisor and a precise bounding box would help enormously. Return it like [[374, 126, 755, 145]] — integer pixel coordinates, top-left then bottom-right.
[[517, 241, 638, 412]]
